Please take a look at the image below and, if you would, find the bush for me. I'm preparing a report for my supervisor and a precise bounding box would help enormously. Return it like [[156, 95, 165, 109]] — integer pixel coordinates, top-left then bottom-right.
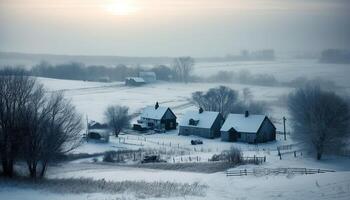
[[103, 151, 117, 162], [210, 147, 243, 164]]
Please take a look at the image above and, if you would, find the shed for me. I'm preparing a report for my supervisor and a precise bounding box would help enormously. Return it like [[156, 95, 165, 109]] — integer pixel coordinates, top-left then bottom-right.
[[87, 121, 110, 143]]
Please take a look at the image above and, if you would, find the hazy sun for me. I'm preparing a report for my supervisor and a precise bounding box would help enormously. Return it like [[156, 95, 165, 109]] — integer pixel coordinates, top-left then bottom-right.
[[103, 0, 140, 16]]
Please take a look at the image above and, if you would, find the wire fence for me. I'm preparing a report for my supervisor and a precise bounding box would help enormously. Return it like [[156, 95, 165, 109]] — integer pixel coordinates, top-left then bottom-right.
[[226, 168, 335, 177]]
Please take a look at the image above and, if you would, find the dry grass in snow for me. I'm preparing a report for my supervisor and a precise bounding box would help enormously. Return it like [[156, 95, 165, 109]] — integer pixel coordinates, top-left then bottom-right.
[[0, 177, 208, 199]]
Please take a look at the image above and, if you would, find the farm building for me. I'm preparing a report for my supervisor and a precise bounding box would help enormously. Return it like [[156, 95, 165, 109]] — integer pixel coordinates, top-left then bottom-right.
[[221, 111, 276, 143], [125, 77, 146, 86], [178, 108, 224, 139], [87, 121, 110, 143], [139, 71, 157, 83], [133, 102, 177, 131]]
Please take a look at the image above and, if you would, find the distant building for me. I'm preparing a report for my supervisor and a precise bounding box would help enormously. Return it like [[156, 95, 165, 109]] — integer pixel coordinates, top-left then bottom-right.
[[97, 76, 110, 82], [125, 77, 146, 86], [179, 108, 224, 139], [139, 71, 157, 83], [221, 111, 276, 143], [134, 102, 177, 131], [87, 121, 110, 143]]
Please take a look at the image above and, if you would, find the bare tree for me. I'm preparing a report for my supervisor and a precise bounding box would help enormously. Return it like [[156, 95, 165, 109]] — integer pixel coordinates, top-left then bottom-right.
[[242, 88, 253, 104], [172, 57, 195, 83], [0, 68, 37, 177], [0, 68, 82, 178], [20, 90, 82, 178], [288, 85, 350, 160], [38, 92, 82, 177], [192, 86, 267, 117], [104, 105, 131, 137]]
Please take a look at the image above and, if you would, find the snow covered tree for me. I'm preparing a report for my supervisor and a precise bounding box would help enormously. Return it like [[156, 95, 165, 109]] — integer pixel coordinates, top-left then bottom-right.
[[288, 85, 350, 160]]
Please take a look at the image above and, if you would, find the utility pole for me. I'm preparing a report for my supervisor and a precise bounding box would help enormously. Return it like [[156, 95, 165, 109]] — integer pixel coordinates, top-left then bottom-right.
[[283, 116, 287, 140]]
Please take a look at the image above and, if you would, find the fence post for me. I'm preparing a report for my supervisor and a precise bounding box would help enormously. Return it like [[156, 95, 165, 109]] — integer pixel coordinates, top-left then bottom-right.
[[264, 156, 266, 162], [245, 169, 247, 176], [294, 151, 296, 157]]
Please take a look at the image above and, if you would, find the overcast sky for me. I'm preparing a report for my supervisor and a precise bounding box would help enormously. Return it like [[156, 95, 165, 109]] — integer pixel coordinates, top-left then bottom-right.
[[0, 0, 349, 57]]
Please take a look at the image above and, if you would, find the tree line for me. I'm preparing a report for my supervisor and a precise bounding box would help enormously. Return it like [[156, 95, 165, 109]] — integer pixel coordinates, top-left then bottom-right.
[[29, 56, 195, 83], [0, 68, 83, 178]]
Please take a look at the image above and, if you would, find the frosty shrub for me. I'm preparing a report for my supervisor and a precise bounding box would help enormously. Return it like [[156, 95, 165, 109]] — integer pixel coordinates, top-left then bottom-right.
[[288, 84, 350, 160], [210, 146, 243, 165]]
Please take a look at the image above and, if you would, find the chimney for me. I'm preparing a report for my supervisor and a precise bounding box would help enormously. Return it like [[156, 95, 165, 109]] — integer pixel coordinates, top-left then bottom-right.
[[245, 111, 249, 118], [155, 102, 159, 109], [199, 107, 204, 114]]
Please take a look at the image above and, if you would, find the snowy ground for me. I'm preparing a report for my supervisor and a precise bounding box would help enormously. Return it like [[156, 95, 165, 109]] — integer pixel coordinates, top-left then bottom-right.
[[2, 163, 349, 200], [2, 60, 350, 199]]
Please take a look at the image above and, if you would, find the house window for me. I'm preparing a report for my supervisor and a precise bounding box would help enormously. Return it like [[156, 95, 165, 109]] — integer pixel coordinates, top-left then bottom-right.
[[237, 132, 241, 139]]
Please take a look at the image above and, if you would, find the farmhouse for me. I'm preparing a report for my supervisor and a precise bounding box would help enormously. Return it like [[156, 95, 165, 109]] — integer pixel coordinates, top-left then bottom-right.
[[125, 77, 146, 86], [139, 71, 157, 83], [221, 111, 276, 143], [179, 108, 224, 139], [134, 102, 177, 131], [87, 121, 110, 143]]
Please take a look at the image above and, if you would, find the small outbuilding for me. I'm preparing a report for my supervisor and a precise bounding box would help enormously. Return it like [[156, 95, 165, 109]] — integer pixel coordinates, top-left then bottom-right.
[[139, 71, 157, 83], [134, 102, 177, 131], [179, 108, 224, 139], [87, 121, 110, 143], [125, 77, 146, 86], [221, 111, 276, 143]]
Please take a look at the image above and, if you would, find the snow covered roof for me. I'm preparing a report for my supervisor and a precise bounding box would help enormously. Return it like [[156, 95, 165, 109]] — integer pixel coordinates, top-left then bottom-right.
[[220, 113, 266, 133], [140, 106, 169, 120], [88, 120, 109, 129], [179, 110, 221, 129], [125, 77, 145, 83]]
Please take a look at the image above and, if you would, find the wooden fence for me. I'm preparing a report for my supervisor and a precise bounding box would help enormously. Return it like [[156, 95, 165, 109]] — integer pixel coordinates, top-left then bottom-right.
[[226, 168, 335, 177]]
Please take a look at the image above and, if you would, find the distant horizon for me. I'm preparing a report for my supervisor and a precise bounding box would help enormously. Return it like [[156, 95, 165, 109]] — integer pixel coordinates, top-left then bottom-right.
[[0, 49, 322, 59], [1, 0, 349, 57]]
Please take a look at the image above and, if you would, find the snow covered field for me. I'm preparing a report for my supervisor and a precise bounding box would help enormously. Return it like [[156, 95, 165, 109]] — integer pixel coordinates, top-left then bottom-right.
[[2, 60, 350, 200], [194, 59, 350, 88]]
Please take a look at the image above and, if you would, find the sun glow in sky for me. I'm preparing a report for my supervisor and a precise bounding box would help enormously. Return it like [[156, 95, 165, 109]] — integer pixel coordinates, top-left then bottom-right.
[[103, 0, 140, 16], [0, 0, 349, 56]]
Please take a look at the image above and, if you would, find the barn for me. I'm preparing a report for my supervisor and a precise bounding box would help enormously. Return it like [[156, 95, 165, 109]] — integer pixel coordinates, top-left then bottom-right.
[[221, 111, 276, 143], [125, 77, 146, 86], [178, 108, 224, 139], [134, 102, 177, 131], [139, 71, 157, 83]]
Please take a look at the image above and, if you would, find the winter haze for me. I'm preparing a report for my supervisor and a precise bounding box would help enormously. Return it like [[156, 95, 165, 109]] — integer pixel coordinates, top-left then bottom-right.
[[1, 1, 350, 200], [1, 0, 350, 56]]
